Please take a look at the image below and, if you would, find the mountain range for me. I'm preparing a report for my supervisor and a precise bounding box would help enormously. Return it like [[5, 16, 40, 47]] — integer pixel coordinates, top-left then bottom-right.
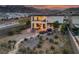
[[0, 5, 79, 15]]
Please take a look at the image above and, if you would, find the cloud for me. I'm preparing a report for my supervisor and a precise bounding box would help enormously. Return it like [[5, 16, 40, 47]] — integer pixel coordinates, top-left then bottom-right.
[[31, 5, 79, 9]]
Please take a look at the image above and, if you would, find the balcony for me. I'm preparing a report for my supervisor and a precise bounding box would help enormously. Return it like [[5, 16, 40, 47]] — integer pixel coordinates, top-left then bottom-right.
[[32, 19, 46, 22]]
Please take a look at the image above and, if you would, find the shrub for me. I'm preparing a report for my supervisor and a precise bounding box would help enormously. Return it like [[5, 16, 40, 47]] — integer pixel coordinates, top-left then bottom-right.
[[37, 35, 40, 38], [39, 41, 43, 44], [39, 36, 43, 41], [62, 48, 69, 54], [8, 31, 14, 35], [49, 39, 54, 43], [54, 41, 58, 44], [33, 47, 36, 51], [26, 47, 30, 51], [50, 46, 55, 50], [38, 50, 44, 54], [54, 35, 59, 39], [24, 38, 28, 41], [0, 43, 8, 48], [18, 48, 26, 54], [37, 44, 42, 48], [26, 47, 33, 54], [53, 21, 60, 29], [46, 37, 49, 40]]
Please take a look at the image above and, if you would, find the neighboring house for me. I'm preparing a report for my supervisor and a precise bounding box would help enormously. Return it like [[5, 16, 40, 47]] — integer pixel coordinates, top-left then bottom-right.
[[31, 15, 47, 32]]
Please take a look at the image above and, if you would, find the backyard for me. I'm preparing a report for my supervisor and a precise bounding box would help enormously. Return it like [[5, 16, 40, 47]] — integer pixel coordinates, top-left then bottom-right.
[[0, 21, 73, 54], [16, 22, 73, 54]]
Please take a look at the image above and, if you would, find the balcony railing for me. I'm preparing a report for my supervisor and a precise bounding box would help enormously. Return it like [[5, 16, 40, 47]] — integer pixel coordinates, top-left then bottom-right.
[[32, 19, 46, 22]]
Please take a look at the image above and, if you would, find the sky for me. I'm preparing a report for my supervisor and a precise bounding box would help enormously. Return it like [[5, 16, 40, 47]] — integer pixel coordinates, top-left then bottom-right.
[[31, 5, 79, 9]]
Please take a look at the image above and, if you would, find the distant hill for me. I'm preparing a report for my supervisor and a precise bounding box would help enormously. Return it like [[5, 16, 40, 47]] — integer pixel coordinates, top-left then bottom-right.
[[0, 5, 62, 14], [0, 5, 41, 13], [63, 8, 79, 15], [64, 8, 79, 11], [0, 6, 79, 16]]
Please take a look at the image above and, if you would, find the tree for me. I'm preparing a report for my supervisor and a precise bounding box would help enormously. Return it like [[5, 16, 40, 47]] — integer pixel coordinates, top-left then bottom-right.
[[26, 20, 31, 26], [61, 23, 67, 34], [53, 21, 60, 29]]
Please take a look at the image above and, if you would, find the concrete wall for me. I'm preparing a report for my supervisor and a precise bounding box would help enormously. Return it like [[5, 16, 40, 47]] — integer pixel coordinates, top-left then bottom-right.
[[68, 28, 79, 53]]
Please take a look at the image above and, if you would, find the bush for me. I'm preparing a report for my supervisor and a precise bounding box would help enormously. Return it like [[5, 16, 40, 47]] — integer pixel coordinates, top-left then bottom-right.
[[24, 38, 28, 41], [8, 29, 21, 36], [37, 35, 40, 38], [26, 47, 33, 54], [39, 36, 43, 41], [33, 47, 36, 51], [62, 48, 69, 54], [8, 31, 14, 35], [37, 44, 42, 48], [46, 50, 49, 53], [38, 50, 44, 54], [54, 41, 58, 44], [53, 21, 60, 29], [50, 46, 55, 50], [54, 35, 59, 39], [0, 43, 8, 48], [46, 37, 49, 40], [49, 39, 54, 43], [0, 43, 10, 53], [39, 41, 43, 44], [18, 48, 26, 54]]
